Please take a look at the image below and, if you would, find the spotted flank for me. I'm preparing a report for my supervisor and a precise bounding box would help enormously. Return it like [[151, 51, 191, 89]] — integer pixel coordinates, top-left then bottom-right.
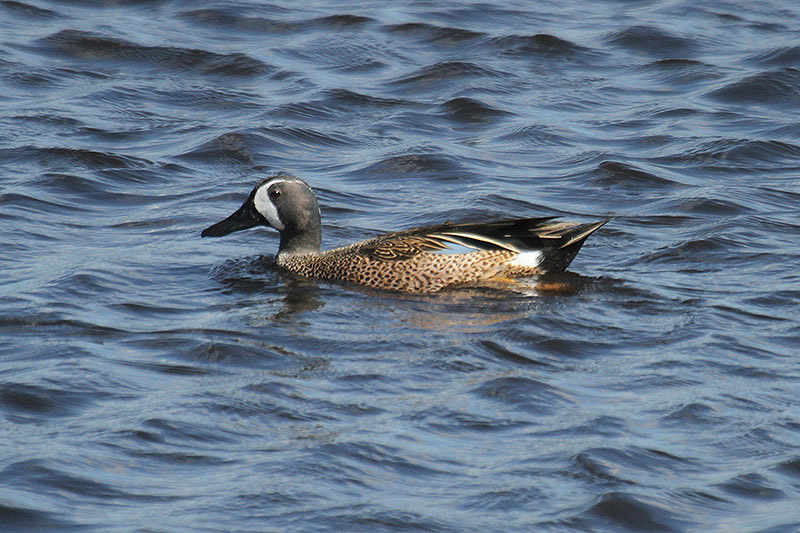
[[202, 173, 608, 293]]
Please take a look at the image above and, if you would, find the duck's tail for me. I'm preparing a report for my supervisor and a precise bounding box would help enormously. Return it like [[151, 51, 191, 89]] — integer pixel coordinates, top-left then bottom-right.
[[536, 219, 609, 272]]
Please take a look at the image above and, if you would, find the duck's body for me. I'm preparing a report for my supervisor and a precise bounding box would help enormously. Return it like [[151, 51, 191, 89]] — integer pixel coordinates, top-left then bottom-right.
[[202, 174, 607, 293]]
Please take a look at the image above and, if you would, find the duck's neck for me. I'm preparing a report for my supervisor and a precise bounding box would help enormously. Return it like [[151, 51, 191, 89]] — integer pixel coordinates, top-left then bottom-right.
[[278, 220, 322, 256]]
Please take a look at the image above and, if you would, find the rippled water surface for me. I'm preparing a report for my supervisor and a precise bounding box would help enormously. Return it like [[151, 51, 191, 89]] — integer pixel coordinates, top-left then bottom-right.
[[2, 0, 800, 531]]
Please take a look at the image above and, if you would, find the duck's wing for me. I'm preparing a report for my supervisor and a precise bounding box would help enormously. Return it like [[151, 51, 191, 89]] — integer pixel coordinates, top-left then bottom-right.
[[356, 217, 607, 262]]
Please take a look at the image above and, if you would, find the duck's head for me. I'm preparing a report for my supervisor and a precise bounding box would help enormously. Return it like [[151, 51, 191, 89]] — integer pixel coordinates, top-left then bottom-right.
[[201, 173, 322, 255]]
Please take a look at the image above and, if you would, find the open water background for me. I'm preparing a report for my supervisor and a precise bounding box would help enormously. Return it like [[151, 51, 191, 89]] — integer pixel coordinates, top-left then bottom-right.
[[2, 0, 800, 531]]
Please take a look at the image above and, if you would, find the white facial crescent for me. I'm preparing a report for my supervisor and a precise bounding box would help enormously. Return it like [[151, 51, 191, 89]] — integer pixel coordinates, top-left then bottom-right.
[[253, 181, 286, 230]]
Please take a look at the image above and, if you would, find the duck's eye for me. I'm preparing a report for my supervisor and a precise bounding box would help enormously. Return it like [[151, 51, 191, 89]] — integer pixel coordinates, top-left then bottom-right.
[[269, 189, 281, 199]]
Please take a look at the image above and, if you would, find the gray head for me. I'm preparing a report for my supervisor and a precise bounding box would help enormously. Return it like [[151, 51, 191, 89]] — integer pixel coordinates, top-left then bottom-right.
[[201, 173, 322, 255]]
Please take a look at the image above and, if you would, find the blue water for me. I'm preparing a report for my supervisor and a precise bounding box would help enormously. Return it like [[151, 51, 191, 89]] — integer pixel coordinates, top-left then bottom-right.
[[2, 0, 799, 531]]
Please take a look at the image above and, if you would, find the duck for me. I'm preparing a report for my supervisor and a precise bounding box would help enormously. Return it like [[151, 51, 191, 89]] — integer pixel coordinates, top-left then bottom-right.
[[201, 173, 607, 293]]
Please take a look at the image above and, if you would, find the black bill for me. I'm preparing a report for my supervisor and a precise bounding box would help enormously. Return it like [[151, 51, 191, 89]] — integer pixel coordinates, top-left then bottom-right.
[[201, 200, 264, 238]]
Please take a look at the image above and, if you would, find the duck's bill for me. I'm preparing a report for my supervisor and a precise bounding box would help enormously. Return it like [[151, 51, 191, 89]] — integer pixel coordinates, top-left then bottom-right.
[[201, 202, 263, 237]]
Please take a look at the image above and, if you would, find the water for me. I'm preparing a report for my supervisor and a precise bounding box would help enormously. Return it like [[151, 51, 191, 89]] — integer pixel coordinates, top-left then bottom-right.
[[1, 0, 799, 531]]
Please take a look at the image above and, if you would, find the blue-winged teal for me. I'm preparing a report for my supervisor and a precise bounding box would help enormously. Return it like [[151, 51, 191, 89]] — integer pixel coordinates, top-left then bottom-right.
[[201, 173, 607, 293]]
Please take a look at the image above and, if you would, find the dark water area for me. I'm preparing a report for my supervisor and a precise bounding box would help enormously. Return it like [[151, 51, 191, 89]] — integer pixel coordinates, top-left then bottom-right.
[[1, 0, 799, 531]]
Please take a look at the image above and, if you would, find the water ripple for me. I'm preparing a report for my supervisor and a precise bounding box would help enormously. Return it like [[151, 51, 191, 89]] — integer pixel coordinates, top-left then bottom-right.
[[607, 25, 696, 57], [39, 29, 271, 77], [567, 491, 691, 532], [709, 68, 800, 105], [388, 61, 511, 93]]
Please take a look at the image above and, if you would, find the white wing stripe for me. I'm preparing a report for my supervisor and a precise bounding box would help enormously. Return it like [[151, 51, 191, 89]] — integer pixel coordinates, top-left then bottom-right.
[[437, 232, 520, 253]]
